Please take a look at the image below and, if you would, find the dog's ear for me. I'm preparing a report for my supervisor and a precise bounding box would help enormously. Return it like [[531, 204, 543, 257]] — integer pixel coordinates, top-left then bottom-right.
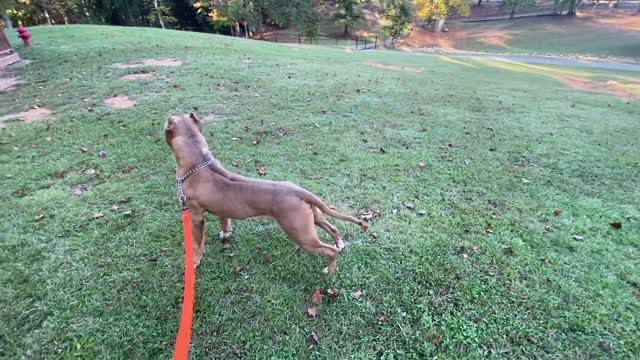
[[165, 117, 176, 132], [190, 112, 203, 133]]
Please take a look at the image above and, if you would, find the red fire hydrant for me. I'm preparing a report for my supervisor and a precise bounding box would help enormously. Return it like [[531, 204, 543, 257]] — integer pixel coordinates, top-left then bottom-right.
[[17, 22, 32, 46]]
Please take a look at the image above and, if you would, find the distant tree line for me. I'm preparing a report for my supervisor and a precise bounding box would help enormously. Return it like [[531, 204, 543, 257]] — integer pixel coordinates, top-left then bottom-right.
[[0, 0, 607, 41]]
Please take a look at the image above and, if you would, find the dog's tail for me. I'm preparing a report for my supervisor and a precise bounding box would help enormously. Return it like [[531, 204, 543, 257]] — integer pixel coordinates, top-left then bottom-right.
[[298, 190, 368, 231]]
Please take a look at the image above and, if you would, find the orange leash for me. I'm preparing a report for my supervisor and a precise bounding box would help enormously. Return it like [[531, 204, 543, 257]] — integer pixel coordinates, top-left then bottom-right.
[[173, 209, 195, 360]]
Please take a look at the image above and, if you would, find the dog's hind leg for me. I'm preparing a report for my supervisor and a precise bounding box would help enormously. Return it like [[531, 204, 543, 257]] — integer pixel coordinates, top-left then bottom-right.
[[279, 207, 341, 275], [313, 207, 346, 250]]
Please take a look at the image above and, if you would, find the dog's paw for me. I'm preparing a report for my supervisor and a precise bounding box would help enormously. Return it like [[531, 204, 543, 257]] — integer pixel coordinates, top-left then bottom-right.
[[219, 229, 233, 241]]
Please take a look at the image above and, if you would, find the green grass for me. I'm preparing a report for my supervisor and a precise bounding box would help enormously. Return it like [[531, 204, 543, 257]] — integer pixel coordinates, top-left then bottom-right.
[[1, 25, 639, 358], [444, 14, 640, 59]]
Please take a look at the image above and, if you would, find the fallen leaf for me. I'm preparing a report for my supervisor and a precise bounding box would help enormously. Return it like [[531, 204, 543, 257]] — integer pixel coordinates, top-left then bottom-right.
[[228, 252, 235, 257], [309, 332, 319, 346], [172, 83, 181, 89], [98, 150, 108, 158], [231, 137, 239, 141], [122, 166, 133, 174], [110, 205, 119, 211], [326, 289, 339, 298], [553, 209, 561, 217], [222, 242, 231, 250], [361, 223, 369, 232], [84, 168, 96, 175], [573, 235, 584, 241], [359, 210, 373, 221], [307, 307, 319, 318], [80, 146, 89, 153], [458, 246, 469, 258], [371, 232, 378, 239], [119, 196, 131, 203], [159, 249, 167, 256], [472, 245, 479, 253], [379, 148, 386, 154], [404, 203, 415, 210], [610, 222, 622, 229], [545, 225, 554, 232], [503, 246, 514, 256], [132, 283, 139, 288], [486, 223, 494, 234], [352, 290, 363, 299], [314, 123, 320, 128], [92, 213, 104, 220], [72, 183, 92, 195], [431, 334, 444, 346], [418, 161, 426, 168], [122, 210, 133, 216], [541, 258, 550, 266], [257, 166, 267, 176], [378, 316, 385, 325], [418, 210, 427, 216], [46, 137, 52, 142], [148, 256, 158, 262], [35, 213, 45, 221], [232, 161, 239, 167], [311, 289, 323, 304], [521, 178, 530, 184], [252, 138, 260, 145]]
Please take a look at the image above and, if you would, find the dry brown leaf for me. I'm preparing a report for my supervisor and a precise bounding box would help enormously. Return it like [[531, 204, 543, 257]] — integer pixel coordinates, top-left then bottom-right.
[[352, 290, 363, 299], [311, 289, 323, 304], [378, 316, 385, 325], [98, 150, 108, 158], [122, 166, 133, 174], [486, 223, 494, 234], [252, 138, 260, 145], [371, 232, 379, 239], [46, 137, 52, 142], [458, 246, 469, 258], [84, 168, 96, 175], [309, 332, 319, 346], [110, 205, 119, 211], [228, 252, 235, 258], [80, 146, 89, 153], [35, 213, 45, 221], [326, 289, 339, 298], [610, 222, 622, 229], [521, 178, 530, 184], [92, 213, 104, 220], [258, 166, 267, 176], [148, 256, 158, 262], [404, 203, 415, 210], [418, 161, 426, 168], [307, 307, 319, 318], [314, 123, 320, 128], [573, 235, 584, 241], [553, 209, 561, 217]]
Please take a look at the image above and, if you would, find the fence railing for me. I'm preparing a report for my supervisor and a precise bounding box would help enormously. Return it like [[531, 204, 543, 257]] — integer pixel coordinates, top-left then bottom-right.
[[259, 32, 380, 50]]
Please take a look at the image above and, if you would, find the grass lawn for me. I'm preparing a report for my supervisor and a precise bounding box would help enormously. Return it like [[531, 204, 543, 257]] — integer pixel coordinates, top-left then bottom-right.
[[405, 12, 640, 60], [1, 25, 639, 358]]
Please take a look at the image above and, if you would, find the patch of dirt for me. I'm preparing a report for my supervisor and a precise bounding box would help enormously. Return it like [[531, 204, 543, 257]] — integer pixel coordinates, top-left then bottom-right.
[[558, 76, 639, 101], [120, 73, 155, 81], [363, 61, 423, 73], [0, 107, 52, 128], [111, 58, 182, 69], [104, 95, 136, 109]]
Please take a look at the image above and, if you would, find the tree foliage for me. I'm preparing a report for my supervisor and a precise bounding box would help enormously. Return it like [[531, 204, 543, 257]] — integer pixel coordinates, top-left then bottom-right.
[[382, 0, 412, 43], [414, 0, 469, 21]]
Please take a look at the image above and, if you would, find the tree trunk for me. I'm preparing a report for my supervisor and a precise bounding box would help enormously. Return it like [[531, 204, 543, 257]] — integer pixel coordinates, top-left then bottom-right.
[[44, 8, 52, 26], [2, 13, 12, 29], [510, 8, 516, 18], [153, 0, 165, 29], [243, 22, 249, 38], [234, 22, 240, 37], [343, 24, 349, 36], [435, 17, 446, 32], [477, 0, 483, 5]]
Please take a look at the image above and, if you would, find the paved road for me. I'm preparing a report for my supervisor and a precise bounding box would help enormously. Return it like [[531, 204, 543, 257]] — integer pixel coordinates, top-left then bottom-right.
[[370, 49, 640, 72]]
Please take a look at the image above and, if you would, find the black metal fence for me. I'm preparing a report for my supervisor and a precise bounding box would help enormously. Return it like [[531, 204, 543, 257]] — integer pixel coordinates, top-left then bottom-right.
[[259, 32, 380, 50]]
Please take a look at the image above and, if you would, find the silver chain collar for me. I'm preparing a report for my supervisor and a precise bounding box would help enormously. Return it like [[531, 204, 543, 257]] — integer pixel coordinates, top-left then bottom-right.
[[176, 158, 214, 208]]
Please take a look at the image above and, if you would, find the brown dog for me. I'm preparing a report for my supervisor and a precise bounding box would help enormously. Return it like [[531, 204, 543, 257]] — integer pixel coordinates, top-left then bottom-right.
[[165, 113, 365, 274]]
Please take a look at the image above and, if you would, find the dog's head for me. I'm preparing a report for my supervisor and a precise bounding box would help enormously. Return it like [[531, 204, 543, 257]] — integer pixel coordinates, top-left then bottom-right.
[[164, 113, 204, 148]]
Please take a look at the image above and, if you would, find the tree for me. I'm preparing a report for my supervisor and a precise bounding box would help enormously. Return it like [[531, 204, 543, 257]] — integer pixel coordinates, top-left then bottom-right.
[[335, 0, 364, 36], [554, 0, 583, 15], [502, 0, 534, 18], [414, 0, 469, 32], [382, 0, 412, 44]]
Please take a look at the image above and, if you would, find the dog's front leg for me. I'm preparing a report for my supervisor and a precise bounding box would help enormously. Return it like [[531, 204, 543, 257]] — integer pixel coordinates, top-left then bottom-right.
[[219, 217, 233, 241], [189, 206, 206, 268]]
